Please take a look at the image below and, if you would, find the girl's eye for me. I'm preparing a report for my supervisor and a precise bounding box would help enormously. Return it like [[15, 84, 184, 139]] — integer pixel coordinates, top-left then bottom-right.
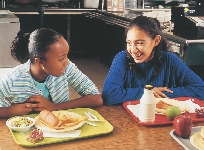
[[137, 41, 143, 44], [59, 57, 65, 61], [126, 41, 131, 45]]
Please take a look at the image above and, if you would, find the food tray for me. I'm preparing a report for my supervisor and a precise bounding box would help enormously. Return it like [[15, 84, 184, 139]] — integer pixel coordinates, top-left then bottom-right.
[[8, 108, 113, 147], [123, 97, 204, 126], [170, 126, 203, 150]]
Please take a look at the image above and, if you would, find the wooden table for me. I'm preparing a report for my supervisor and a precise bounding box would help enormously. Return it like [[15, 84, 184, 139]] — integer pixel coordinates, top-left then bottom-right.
[[0, 105, 203, 150]]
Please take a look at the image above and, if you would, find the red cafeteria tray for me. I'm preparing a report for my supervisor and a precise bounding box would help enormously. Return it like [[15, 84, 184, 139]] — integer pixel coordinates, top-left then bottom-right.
[[123, 97, 204, 126]]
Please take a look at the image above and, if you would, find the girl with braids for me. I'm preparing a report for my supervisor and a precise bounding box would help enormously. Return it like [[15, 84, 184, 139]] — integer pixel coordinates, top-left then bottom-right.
[[0, 28, 103, 118], [102, 15, 204, 105]]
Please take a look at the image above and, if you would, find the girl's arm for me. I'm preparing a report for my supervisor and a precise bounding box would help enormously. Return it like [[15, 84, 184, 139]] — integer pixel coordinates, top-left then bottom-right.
[[102, 51, 144, 105]]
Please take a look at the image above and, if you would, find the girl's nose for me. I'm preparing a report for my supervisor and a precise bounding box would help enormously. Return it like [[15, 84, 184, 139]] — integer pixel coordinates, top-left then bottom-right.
[[131, 45, 138, 53], [65, 58, 69, 66]]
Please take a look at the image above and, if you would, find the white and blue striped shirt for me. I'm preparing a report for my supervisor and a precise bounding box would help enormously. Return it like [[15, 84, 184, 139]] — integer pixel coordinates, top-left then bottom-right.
[[0, 60, 100, 107]]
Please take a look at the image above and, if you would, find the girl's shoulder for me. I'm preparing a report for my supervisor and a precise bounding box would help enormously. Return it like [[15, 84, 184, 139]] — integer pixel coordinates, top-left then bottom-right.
[[160, 51, 184, 68], [114, 50, 128, 61], [116, 50, 127, 57], [161, 51, 181, 61], [0, 62, 30, 84], [5, 62, 29, 75]]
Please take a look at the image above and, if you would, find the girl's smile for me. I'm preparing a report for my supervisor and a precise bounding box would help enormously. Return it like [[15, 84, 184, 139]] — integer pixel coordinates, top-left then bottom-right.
[[126, 27, 161, 63]]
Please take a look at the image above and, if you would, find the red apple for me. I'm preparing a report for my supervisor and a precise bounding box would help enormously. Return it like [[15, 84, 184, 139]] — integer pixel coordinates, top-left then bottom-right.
[[173, 115, 192, 139]]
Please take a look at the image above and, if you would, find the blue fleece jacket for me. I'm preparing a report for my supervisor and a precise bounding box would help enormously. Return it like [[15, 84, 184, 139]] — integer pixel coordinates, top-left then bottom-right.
[[102, 50, 204, 105]]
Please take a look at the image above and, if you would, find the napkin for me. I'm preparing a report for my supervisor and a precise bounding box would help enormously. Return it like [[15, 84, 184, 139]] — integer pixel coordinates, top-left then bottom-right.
[[180, 99, 200, 113], [43, 130, 81, 138], [127, 104, 140, 117]]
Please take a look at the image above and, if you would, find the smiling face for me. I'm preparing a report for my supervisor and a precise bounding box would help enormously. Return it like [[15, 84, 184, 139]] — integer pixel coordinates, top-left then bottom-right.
[[40, 37, 69, 77], [126, 27, 161, 63]]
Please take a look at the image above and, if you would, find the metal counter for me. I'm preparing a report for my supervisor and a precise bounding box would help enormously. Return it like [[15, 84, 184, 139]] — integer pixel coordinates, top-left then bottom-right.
[[7, 8, 96, 45], [85, 10, 204, 59], [12, 8, 96, 15], [4, 8, 204, 60], [4, 7, 204, 45], [162, 32, 204, 45], [128, 8, 171, 12]]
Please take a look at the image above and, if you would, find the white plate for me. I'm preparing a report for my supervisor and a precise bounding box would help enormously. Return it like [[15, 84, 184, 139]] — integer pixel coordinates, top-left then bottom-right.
[[170, 126, 203, 150], [34, 111, 86, 133]]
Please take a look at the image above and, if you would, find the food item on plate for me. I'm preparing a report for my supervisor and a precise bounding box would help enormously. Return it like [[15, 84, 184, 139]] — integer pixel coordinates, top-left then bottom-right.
[[190, 127, 204, 150], [166, 106, 181, 121], [27, 128, 44, 143], [201, 127, 204, 142], [195, 108, 204, 118], [58, 112, 88, 127], [156, 100, 172, 110], [10, 117, 34, 127], [173, 115, 192, 139], [37, 110, 88, 130], [39, 110, 62, 129], [6, 117, 35, 132], [155, 98, 187, 115]]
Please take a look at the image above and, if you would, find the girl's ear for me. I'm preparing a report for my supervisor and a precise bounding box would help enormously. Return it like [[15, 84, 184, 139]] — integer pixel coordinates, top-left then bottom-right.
[[35, 58, 45, 70], [154, 35, 161, 46], [34, 58, 43, 66]]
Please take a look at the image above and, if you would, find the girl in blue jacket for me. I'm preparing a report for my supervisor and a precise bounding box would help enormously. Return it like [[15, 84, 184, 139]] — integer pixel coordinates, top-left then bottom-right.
[[102, 16, 204, 105]]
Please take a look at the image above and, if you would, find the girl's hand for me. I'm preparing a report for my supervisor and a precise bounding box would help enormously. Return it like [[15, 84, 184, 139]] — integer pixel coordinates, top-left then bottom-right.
[[153, 87, 173, 98], [26, 95, 55, 112], [8, 103, 33, 116]]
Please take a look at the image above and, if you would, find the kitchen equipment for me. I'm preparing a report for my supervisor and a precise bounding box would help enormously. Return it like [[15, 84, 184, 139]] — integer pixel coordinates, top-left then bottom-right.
[[171, 6, 204, 39], [13, 0, 41, 5], [41, 0, 76, 8], [14, 0, 31, 4], [42, 0, 67, 3], [0, 10, 20, 67], [84, 0, 99, 8], [1, 0, 5, 8]]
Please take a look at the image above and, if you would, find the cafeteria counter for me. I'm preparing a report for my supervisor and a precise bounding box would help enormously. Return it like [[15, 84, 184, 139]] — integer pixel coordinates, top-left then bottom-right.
[[1, 8, 204, 79]]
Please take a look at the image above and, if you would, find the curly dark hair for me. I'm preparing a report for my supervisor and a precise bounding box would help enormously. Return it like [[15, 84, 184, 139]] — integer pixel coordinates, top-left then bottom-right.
[[10, 28, 62, 64], [125, 15, 172, 79], [10, 30, 30, 64]]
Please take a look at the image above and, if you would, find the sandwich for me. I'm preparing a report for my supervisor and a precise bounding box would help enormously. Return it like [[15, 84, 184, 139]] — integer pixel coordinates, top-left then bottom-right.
[[155, 98, 187, 114], [37, 110, 88, 130], [38, 110, 62, 129]]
